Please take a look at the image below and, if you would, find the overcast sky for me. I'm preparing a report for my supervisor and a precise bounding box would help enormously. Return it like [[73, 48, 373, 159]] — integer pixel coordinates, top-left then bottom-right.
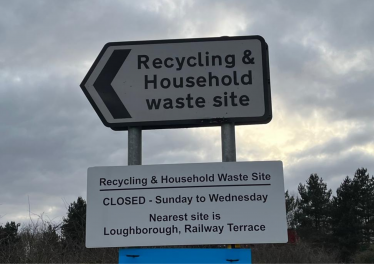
[[1, 0, 374, 226]]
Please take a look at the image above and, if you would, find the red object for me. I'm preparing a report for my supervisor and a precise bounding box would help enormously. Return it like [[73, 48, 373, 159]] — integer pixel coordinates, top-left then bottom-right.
[[287, 229, 298, 244]]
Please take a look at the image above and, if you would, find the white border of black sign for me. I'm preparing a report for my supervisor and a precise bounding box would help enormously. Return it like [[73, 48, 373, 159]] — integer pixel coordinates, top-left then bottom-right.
[[80, 35, 272, 131]]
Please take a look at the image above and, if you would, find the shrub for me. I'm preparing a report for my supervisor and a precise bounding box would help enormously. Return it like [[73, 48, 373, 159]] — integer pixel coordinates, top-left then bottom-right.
[[251, 242, 338, 263], [354, 245, 374, 263]]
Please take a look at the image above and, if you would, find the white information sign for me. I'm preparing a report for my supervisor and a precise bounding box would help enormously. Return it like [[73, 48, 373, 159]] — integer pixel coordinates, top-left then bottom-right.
[[80, 36, 271, 130], [86, 161, 287, 248]]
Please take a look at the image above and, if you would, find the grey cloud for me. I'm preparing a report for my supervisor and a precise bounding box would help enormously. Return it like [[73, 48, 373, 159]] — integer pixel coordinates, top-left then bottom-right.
[[0, 0, 177, 71], [302, 126, 374, 158], [143, 128, 221, 165], [280, 72, 374, 122]]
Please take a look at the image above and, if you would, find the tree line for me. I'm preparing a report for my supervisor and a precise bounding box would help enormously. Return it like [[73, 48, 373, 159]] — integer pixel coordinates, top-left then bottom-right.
[[286, 168, 374, 262], [1, 168, 373, 262]]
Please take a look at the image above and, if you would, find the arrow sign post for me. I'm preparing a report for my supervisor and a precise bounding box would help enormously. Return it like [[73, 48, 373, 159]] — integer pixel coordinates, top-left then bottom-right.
[[81, 36, 272, 130]]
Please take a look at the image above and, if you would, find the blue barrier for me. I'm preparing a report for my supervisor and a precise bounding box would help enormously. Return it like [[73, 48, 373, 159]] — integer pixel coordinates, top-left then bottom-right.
[[119, 248, 251, 263]]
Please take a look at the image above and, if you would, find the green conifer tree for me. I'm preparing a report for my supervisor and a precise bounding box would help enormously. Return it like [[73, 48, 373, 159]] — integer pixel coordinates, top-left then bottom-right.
[[351, 168, 374, 244], [331, 176, 361, 261], [0, 221, 20, 246], [331, 169, 374, 261], [61, 197, 86, 244], [295, 174, 332, 242]]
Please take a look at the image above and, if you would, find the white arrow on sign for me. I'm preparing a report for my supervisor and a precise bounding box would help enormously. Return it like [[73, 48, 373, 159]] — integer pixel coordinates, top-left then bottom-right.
[[80, 36, 272, 130]]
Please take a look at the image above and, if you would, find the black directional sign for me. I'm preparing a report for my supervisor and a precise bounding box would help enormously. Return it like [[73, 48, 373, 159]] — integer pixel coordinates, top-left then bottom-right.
[[80, 36, 272, 130]]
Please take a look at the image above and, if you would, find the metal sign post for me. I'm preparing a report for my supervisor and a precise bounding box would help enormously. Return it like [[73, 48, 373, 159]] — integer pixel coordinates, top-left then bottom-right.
[[221, 122, 237, 249], [128, 127, 142, 166], [221, 123, 236, 163]]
